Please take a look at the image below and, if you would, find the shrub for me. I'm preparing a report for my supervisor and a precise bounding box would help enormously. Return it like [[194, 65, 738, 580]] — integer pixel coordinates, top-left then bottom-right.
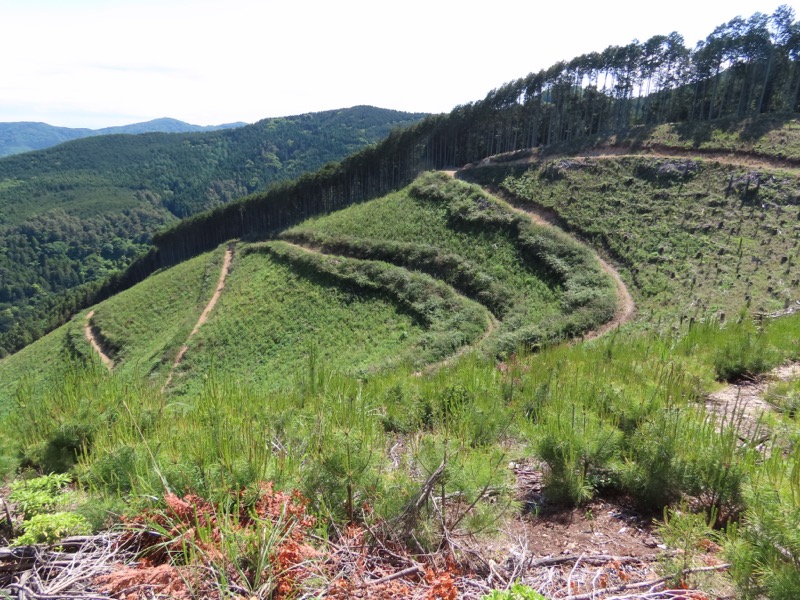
[[482, 583, 547, 599], [13, 512, 91, 545], [9, 473, 72, 519], [535, 408, 622, 506], [713, 324, 780, 381]]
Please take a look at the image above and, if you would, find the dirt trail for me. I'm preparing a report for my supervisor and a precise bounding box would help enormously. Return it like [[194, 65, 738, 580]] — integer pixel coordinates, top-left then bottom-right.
[[445, 170, 636, 341], [707, 361, 800, 439], [162, 244, 234, 392], [84, 310, 114, 371], [473, 143, 800, 172], [421, 311, 499, 374]]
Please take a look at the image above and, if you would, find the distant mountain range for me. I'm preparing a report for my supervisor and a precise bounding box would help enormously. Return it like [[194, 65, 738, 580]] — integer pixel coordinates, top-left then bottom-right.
[[0, 118, 248, 157]]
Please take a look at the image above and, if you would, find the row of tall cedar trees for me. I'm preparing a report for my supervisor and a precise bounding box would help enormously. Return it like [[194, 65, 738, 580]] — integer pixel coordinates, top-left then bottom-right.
[[12, 5, 800, 354]]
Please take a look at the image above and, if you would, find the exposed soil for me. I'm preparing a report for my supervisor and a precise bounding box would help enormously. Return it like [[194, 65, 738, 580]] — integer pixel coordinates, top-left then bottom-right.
[[162, 243, 234, 391], [84, 310, 114, 371], [706, 360, 800, 440]]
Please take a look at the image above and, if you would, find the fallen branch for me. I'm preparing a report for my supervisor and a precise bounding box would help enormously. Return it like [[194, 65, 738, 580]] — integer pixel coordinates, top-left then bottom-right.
[[527, 553, 661, 569], [394, 459, 446, 536], [562, 562, 731, 600], [362, 564, 422, 586]]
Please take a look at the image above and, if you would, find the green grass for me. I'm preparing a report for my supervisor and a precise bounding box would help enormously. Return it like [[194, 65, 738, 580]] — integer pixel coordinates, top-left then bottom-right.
[[0, 247, 225, 416], [0, 323, 75, 415], [169, 241, 488, 396], [5, 285, 800, 598], [463, 157, 800, 325], [285, 173, 616, 354], [88, 247, 225, 381]]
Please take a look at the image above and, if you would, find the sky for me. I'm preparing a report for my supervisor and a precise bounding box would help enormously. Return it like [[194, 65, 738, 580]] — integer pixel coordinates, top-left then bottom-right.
[[1, 0, 797, 129]]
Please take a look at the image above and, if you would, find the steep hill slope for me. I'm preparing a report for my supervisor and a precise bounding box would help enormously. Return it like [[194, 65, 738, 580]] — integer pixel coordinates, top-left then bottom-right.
[[0, 106, 426, 355], [461, 141, 800, 324]]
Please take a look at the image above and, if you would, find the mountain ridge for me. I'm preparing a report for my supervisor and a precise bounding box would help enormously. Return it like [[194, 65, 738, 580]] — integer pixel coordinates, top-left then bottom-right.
[[0, 117, 247, 157]]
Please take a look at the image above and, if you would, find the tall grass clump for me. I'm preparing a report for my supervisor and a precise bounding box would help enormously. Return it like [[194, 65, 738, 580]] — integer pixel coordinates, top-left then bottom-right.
[[726, 448, 800, 600]]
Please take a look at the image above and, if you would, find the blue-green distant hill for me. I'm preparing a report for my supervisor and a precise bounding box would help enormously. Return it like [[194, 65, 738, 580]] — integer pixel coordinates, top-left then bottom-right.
[[0, 118, 247, 157]]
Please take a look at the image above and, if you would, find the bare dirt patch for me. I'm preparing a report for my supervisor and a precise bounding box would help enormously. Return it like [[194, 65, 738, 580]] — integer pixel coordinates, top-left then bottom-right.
[[707, 361, 800, 440], [84, 310, 114, 371]]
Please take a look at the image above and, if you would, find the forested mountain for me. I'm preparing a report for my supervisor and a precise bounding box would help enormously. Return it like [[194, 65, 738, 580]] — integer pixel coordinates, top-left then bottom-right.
[[0, 106, 426, 355], [0, 118, 246, 157], [5, 9, 800, 600]]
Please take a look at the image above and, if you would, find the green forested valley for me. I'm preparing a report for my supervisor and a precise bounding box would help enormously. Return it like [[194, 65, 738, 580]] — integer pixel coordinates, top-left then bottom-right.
[[0, 106, 426, 355]]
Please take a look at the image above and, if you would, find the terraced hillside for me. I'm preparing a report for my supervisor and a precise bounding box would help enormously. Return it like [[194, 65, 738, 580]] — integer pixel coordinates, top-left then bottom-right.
[[0, 105, 426, 356], [0, 173, 617, 406], [462, 146, 800, 326], [5, 116, 800, 600]]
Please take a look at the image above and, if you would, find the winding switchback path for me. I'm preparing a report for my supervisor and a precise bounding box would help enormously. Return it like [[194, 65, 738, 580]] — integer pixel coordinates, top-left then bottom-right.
[[444, 169, 636, 341], [162, 243, 235, 391], [84, 310, 114, 371]]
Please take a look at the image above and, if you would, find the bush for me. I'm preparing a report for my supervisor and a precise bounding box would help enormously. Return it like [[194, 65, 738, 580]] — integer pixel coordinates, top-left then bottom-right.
[[9, 473, 72, 519], [713, 324, 779, 381], [13, 512, 91, 545], [482, 583, 547, 599]]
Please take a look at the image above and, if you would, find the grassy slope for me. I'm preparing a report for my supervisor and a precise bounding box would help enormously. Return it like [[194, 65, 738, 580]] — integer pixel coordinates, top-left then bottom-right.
[[0, 248, 224, 409], [0, 323, 74, 415], [463, 157, 800, 323], [284, 173, 616, 353], [87, 247, 224, 380], [6, 119, 800, 599], [287, 186, 559, 309], [170, 241, 489, 395]]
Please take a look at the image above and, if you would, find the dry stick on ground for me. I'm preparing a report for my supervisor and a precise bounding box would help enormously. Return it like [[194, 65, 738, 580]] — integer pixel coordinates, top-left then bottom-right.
[[162, 243, 235, 391], [560, 563, 731, 600], [2, 534, 126, 600], [394, 459, 446, 538]]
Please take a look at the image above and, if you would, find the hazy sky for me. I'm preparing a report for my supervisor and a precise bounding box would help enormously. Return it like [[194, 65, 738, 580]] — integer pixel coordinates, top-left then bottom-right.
[[1, 0, 797, 128]]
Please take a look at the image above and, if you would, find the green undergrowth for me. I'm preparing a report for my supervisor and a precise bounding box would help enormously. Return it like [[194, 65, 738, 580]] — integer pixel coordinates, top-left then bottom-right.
[[528, 115, 800, 163], [4, 311, 800, 595], [631, 116, 800, 162], [285, 172, 616, 355], [462, 157, 800, 326], [0, 248, 226, 412]]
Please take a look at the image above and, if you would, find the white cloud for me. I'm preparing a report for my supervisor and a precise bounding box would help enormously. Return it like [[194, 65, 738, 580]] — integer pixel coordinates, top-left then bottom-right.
[[0, 0, 794, 127]]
